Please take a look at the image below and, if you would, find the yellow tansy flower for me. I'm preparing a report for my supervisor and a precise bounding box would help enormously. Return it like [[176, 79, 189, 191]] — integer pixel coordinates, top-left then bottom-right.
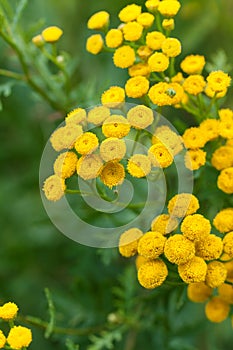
[[182, 127, 206, 149], [77, 154, 103, 180], [146, 31, 166, 50], [43, 175, 66, 201], [137, 259, 168, 289], [137, 12, 154, 27], [207, 70, 231, 93], [135, 255, 150, 270], [101, 86, 125, 108], [113, 45, 135, 69], [150, 214, 178, 234], [66, 108, 86, 125], [42, 26, 63, 43], [205, 297, 230, 323], [205, 86, 227, 99], [127, 105, 154, 129], [127, 154, 152, 178], [152, 126, 183, 156], [128, 63, 150, 77], [100, 161, 125, 188], [138, 231, 166, 259], [118, 228, 143, 257], [122, 21, 143, 41], [211, 146, 233, 170], [53, 151, 78, 179], [75, 132, 99, 155], [87, 106, 110, 125], [183, 75, 206, 95], [217, 167, 233, 194], [0, 302, 18, 320], [145, 0, 160, 11], [50, 124, 83, 151], [162, 37, 181, 57], [118, 4, 141, 23], [195, 234, 223, 260], [86, 34, 103, 55], [223, 231, 233, 258], [162, 18, 175, 30], [181, 54, 205, 75], [181, 214, 211, 242], [87, 11, 109, 30], [125, 76, 150, 98], [205, 261, 227, 288], [199, 118, 220, 141], [185, 148, 206, 170], [158, 0, 181, 17], [0, 330, 6, 349], [100, 137, 126, 162], [137, 45, 153, 60], [219, 108, 233, 121], [167, 193, 200, 218], [219, 119, 233, 139], [102, 115, 130, 138], [148, 82, 183, 106], [218, 283, 233, 304], [32, 34, 44, 47], [178, 256, 207, 283], [105, 29, 123, 48], [148, 143, 173, 168], [213, 208, 233, 234], [148, 52, 169, 72], [164, 234, 195, 265], [187, 282, 212, 303], [7, 326, 32, 350]]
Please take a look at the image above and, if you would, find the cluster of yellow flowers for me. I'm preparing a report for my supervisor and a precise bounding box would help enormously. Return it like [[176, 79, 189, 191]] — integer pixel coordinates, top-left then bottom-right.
[[0, 302, 32, 349], [43, 105, 187, 201], [86, 1, 231, 110], [118, 193, 233, 324]]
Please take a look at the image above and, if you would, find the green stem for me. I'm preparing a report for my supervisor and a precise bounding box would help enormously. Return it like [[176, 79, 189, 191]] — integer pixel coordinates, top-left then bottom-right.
[[130, 129, 141, 155], [0, 68, 25, 81], [169, 57, 175, 78], [65, 189, 93, 196], [155, 13, 163, 33]]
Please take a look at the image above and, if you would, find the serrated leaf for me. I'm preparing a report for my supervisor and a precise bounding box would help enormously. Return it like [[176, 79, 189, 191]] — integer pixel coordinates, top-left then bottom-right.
[[206, 49, 232, 73]]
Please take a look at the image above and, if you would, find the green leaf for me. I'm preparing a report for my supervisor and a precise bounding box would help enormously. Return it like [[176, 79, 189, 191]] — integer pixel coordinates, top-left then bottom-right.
[[206, 49, 233, 73], [88, 328, 123, 350], [65, 338, 80, 350], [12, 0, 28, 30], [44, 287, 56, 339]]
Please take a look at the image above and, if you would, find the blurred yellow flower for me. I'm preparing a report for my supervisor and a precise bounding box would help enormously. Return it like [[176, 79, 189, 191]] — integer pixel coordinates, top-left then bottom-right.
[[42, 26, 63, 43]]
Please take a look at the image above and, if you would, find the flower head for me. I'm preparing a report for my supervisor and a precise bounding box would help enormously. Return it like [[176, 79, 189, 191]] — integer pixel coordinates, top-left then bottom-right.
[[87, 106, 111, 125], [182, 127, 206, 149], [137, 260, 168, 289], [138, 231, 166, 259], [148, 82, 183, 106], [102, 115, 130, 138], [185, 149, 206, 170], [0, 330, 6, 348], [125, 76, 150, 98], [151, 214, 178, 234], [183, 75, 206, 95], [218, 283, 233, 304], [86, 34, 103, 55], [145, 0, 160, 11], [113, 45, 136, 68], [152, 126, 183, 156], [75, 132, 99, 155], [195, 234, 223, 260], [32, 34, 44, 47], [167, 193, 200, 218], [223, 232, 233, 258], [211, 146, 233, 170], [158, 0, 181, 17], [137, 12, 154, 27], [100, 161, 125, 188], [50, 124, 83, 151], [162, 37, 181, 57], [105, 29, 123, 48], [187, 282, 212, 303], [42, 26, 63, 43], [7, 326, 32, 350], [66, 108, 86, 125], [181, 214, 211, 242], [148, 52, 169, 72], [127, 154, 152, 178], [205, 261, 227, 288], [162, 18, 175, 30], [199, 118, 220, 141], [118, 4, 141, 22], [219, 119, 233, 139], [148, 143, 173, 168], [137, 45, 153, 60], [213, 208, 233, 233], [128, 63, 150, 78], [43, 175, 66, 201], [53, 151, 78, 179], [181, 54, 206, 75], [207, 70, 231, 92], [178, 256, 207, 283], [205, 297, 230, 323], [77, 154, 103, 180], [100, 137, 126, 162], [101, 86, 125, 108], [87, 11, 109, 30], [164, 234, 195, 265], [146, 31, 166, 50], [122, 21, 143, 41], [0, 302, 18, 320], [118, 228, 143, 257], [217, 167, 233, 194], [127, 105, 154, 129]]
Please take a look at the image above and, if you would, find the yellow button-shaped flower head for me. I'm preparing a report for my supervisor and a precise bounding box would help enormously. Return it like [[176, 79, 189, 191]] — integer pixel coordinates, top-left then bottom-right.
[[113, 45, 136, 69], [178, 256, 207, 283], [100, 137, 126, 162], [217, 167, 233, 194], [75, 132, 99, 155], [102, 115, 130, 138], [118, 4, 141, 23], [77, 154, 103, 180], [86, 34, 103, 55], [205, 261, 227, 288], [223, 231, 233, 258], [127, 154, 152, 178], [146, 31, 166, 50], [195, 234, 223, 260], [87, 11, 109, 30], [158, 0, 181, 17], [167, 193, 200, 218], [88, 106, 110, 125], [138, 231, 167, 259], [122, 21, 143, 41], [101, 86, 125, 108], [148, 143, 173, 168], [164, 234, 195, 265], [205, 297, 230, 323], [0, 330, 6, 349], [7, 326, 32, 350], [42, 26, 63, 43], [119, 228, 143, 257], [213, 208, 233, 233], [99, 161, 125, 188], [207, 70, 231, 93], [105, 29, 123, 48], [162, 37, 181, 57], [127, 105, 153, 129], [181, 214, 211, 242], [181, 55, 206, 75], [137, 259, 168, 289], [0, 302, 18, 321], [187, 282, 212, 303], [54, 151, 78, 179], [125, 76, 149, 98], [151, 214, 178, 235], [43, 175, 66, 201]]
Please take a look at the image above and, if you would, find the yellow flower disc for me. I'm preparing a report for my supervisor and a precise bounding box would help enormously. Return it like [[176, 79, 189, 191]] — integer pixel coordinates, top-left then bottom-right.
[[50, 124, 83, 151], [87, 106, 111, 125], [102, 115, 130, 138], [181, 214, 211, 242], [125, 76, 150, 98], [137, 12, 154, 27], [146, 31, 166, 50], [118, 228, 143, 257], [223, 231, 233, 258], [219, 119, 233, 139], [207, 70, 231, 92], [205, 86, 227, 99], [127, 154, 152, 178], [113, 45, 136, 68], [178, 256, 207, 283], [137, 259, 168, 289], [43, 175, 66, 201], [7, 326, 32, 350], [218, 283, 233, 304], [148, 143, 173, 168], [150, 214, 178, 234], [158, 0, 181, 17], [42, 26, 63, 43], [219, 108, 233, 121], [199, 118, 220, 141], [75, 132, 99, 155], [145, 0, 160, 11], [167, 193, 200, 218], [162, 37, 181, 57], [127, 105, 153, 129], [128, 63, 150, 77], [137, 45, 153, 60], [164, 234, 195, 265], [122, 21, 143, 41], [195, 234, 223, 260], [217, 167, 233, 194], [187, 282, 212, 303], [100, 161, 125, 188], [148, 52, 169, 72], [205, 297, 230, 323], [66, 108, 87, 125], [211, 146, 233, 170], [53, 151, 78, 179], [183, 75, 206, 95], [137, 231, 167, 259], [0, 330, 6, 349], [205, 261, 227, 288], [77, 154, 103, 180], [148, 82, 183, 106], [162, 18, 175, 30], [0, 302, 18, 320], [101, 86, 125, 108], [185, 149, 206, 171], [100, 137, 126, 162], [118, 4, 141, 23], [182, 127, 206, 149], [87, 11, 109, 30], [152, 126, 183, 156], [180, 55, 206, 75], [86, 34, 103, 55], [105, 29, 123, 48], [213, 208, 233, 233]]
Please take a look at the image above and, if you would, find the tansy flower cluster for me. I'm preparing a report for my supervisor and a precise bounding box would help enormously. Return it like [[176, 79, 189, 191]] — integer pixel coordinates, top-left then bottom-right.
[[0, 302, 32, 349], [118, 193, 233, 324], [43, 105, 186, 201]]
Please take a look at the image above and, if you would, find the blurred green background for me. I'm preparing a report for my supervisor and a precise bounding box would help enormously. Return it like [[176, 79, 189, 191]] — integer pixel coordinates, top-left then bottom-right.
[[0, 0, 233, 349]]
